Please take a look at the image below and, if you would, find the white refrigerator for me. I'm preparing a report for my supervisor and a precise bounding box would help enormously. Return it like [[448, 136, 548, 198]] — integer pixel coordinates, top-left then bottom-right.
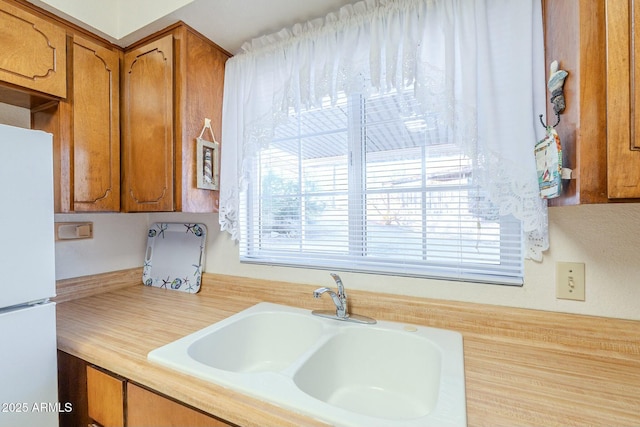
[[0, 124, 59, 427]]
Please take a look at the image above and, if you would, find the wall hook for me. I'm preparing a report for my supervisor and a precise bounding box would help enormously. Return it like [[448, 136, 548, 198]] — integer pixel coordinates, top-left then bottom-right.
[[539, 112, 560, 128], [539, 60, 568, 128]]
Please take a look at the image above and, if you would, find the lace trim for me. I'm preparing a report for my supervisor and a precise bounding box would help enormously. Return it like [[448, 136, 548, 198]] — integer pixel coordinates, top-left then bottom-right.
[[219, 187, 240, 241]]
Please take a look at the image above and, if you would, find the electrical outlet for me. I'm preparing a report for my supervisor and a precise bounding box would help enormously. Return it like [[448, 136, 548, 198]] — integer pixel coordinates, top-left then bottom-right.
[[556, 262, 585, 301]]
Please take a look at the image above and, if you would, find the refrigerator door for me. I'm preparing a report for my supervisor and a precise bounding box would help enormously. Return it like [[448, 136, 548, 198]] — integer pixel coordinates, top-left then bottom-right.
[[0, 124, 55, 308], [0, 303, 58, 427]]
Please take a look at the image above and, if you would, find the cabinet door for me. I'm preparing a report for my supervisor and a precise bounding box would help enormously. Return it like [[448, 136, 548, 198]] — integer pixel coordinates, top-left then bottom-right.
[[122, 34, 174, 212], [58, 351, 92, 427], [127, 383, 233, 427], [606, 0, 640, 198], [32, 35, 120, 213], [71, 35, 120, 211], [0, 0, 66, 98], [87, 366, 125, 427], [176, 27, 228, 212]]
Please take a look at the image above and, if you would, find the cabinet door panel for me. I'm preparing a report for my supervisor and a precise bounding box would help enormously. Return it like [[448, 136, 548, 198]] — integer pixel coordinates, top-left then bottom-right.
[[606, 0, 640, 198], [633, 0, 640, 151], [86, 366, 125, 427], [127, 383, 232, 427], [72, 35, 120, 211], [0, 0, 66, 98], [122, 34, 174, 212], [58, 351, 91, 427]]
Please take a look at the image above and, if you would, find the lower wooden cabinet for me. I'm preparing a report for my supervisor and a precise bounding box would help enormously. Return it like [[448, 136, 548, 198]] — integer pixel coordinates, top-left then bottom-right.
[[58, 351, 234, 427], [87, 366, 125, 427], [57, 350, 91, 427], [127, 383, 232, 427]]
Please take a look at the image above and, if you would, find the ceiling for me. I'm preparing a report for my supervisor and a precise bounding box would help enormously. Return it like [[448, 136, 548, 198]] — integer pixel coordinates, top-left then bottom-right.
[[26, 0, 362, 54]]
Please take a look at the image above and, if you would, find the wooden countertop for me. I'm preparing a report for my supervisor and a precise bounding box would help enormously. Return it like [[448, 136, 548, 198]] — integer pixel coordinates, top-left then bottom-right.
[[57, 270, 640, 427], [56, 283, 331, 427]]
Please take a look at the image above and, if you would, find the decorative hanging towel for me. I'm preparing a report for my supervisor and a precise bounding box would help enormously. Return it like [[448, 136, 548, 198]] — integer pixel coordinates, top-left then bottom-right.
[[536, 60, 568, 199], [535, 127, 562, 199]]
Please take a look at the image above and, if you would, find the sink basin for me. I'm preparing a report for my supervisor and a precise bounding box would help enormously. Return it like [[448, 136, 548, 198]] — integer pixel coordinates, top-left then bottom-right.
[[148, 302, 466, 427], [188, 311, 323, 373], [293, 328, 442, 420]]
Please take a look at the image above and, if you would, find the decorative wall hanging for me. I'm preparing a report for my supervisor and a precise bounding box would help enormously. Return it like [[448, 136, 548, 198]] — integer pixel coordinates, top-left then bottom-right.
[[196, 118, 220, 191]]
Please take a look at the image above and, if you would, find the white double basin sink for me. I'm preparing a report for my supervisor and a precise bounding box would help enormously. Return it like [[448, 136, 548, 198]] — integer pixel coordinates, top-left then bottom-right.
[[148, 302, 466, 427]]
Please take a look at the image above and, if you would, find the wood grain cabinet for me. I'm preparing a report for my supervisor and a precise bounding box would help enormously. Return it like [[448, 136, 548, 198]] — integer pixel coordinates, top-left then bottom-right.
[[32, 34, 121, 212], [127, 383, 233, 427], [605, 0, 640, 199], [544, 0, 640, 204], [543, 0, 608, 205], [58, 352, 233, 427], [87, 365, 125, 427], [58, 351, 92, 427], [122, 23, 230, 213], [0, 0, 66, 100]]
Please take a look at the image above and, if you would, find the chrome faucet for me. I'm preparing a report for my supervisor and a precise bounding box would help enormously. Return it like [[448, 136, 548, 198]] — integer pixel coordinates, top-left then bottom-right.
[[312, 273, 376, 324], [313, 273, 348, 318]]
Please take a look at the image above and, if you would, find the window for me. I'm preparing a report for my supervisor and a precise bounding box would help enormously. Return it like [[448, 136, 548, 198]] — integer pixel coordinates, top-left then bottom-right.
[[240, 87, 524, 285], [222, 0, 547, 283]]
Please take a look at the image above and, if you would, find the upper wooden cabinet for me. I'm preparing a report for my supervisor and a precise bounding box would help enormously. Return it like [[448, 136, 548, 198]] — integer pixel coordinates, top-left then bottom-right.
[[544, 0, 640, 204], [122, 23, 230, 212], [543, 0, 608, 205], [605, 0, 640, 199], [70, 35, 120, 211], [32, 34, 121, 212], [0, 0, 66, 100], [122, 34, 174, 212]]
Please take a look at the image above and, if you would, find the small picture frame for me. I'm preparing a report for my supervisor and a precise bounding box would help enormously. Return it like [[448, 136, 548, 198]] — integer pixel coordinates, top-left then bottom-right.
[[196, 137, 219, 190]]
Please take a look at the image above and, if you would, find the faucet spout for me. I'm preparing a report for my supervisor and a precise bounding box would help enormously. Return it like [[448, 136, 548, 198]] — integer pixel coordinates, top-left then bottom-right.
[[312, 273, 376, 324], [313, 287, 346, 317], [313, 286, 331, 298]]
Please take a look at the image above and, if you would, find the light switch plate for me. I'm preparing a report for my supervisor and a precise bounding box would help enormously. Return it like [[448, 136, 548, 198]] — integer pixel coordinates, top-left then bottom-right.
[[556, 262, 585, 301]]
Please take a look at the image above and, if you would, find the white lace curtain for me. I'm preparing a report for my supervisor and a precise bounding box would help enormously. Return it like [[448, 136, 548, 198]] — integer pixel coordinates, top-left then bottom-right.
[[220, 0, 549, 260]]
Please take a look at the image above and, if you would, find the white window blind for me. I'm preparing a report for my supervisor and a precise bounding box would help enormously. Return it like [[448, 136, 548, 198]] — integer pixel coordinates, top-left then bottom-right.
[[240, 88, 524, 285]]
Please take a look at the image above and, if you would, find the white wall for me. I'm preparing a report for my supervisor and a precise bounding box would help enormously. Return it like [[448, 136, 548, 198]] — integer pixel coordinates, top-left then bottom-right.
[[53, 213, 148, 279], [50, 204, 640, 321]]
